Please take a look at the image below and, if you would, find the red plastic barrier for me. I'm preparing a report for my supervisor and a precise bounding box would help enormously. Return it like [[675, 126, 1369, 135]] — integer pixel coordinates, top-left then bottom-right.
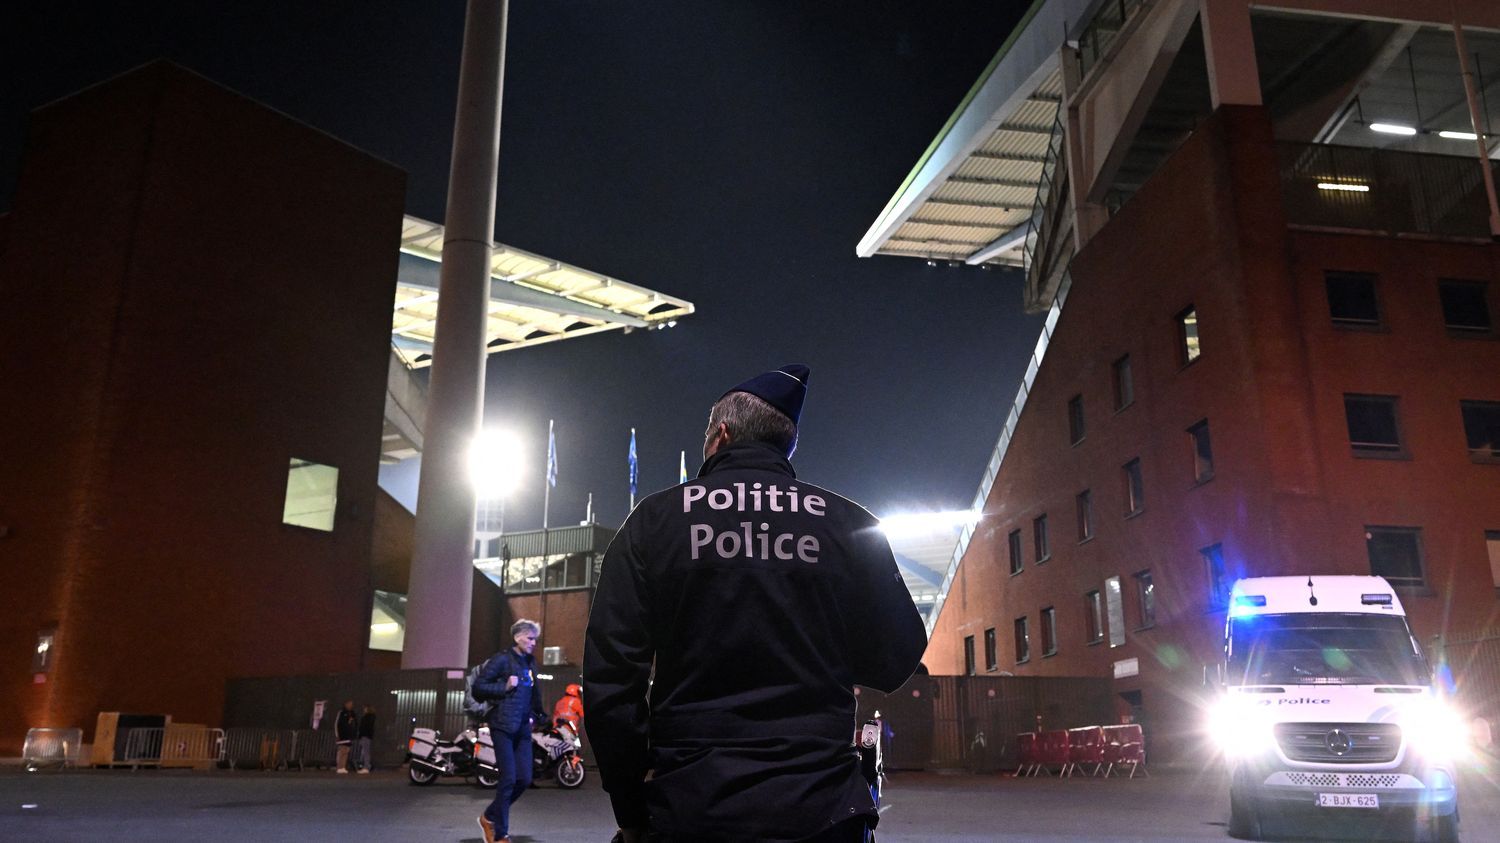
[[1064, 726, 1105, 777], [1036, 729, 1071, 776], [1101, 723, 1148, 778], [1016, 731, 1039, 776]]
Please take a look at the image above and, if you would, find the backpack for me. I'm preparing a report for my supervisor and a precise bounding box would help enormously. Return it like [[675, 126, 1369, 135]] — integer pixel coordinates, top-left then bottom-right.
[[462, 658, 497, 719]]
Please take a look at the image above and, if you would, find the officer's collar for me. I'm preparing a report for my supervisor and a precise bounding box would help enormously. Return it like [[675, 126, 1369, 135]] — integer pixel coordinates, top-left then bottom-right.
[[697, 440, 796, 478]]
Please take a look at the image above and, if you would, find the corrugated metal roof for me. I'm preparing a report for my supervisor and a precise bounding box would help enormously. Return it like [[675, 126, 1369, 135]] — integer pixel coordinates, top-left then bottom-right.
[[392, 215, 695, 368]]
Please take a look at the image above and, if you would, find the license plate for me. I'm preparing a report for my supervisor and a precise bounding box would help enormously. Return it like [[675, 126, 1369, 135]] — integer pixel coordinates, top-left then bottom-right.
[[1316, 793, 1379, 809]]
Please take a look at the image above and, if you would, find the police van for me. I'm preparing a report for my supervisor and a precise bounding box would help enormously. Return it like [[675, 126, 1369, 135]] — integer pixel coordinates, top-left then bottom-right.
[[1207, 576, 1465, 842]]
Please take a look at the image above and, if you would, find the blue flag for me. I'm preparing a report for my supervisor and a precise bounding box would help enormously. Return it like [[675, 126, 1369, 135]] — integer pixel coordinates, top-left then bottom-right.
[[546, 424, 557, 488], [628, 428, 638, 501]]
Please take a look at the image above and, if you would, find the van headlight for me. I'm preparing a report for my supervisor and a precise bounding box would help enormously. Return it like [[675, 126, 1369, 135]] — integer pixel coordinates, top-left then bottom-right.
[[1207, 697, 1275, 759], [1401, 700, 1469, 761]]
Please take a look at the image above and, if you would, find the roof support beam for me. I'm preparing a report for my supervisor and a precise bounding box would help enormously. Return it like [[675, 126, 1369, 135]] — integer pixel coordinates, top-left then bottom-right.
[[947, 175, 1049, 189], [969, 151, 1049, 164], [965, 224, 1031, 265], [398, 252, 647, 328]]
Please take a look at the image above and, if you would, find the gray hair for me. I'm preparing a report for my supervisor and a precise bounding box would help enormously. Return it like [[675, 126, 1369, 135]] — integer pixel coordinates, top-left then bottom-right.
[[510, 619, 540, 638], [709, 391, 798, 457]]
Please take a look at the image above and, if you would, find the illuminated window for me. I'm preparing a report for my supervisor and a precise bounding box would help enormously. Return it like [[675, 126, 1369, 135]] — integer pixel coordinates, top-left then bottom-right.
[[1008, 529, 1023, 575], [1177, 306, 1201, 365], [283, 458, 338, 531], [1105, 576, 1126, 647], [368, 590, 406, 652], [1014, 616, 1031, 663], [33, 629, 56, 673], [984, 627, 998, 671], [1366, 526, 1424, 588]]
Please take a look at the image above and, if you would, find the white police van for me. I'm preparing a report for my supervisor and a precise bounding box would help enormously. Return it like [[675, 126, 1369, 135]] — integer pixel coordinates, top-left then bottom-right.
[[1208, 576, 1465, 841]]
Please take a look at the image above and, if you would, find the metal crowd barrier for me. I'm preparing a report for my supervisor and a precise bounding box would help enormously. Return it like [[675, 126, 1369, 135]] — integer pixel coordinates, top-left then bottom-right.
[[285, 728, 337, 771], [223, 727, 297, 770], [120, 726, 225, 769], [22, 727, 84, 770]]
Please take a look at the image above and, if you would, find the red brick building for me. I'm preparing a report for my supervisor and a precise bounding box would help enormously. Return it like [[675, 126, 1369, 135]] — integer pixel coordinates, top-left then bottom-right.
[[858, 0, 1500, 754], [0, 62, 407, 755]]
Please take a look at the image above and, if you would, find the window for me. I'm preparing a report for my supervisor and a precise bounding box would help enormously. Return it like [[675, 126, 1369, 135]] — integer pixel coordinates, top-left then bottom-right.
[[33, 629, 56, 673], [1325, 271, 1381, 327], [1344, 394, 1404, 457], [1034, 514, 1050, 562], [1084, 590, 1104, 643], [1177, 306, 1202, 365], [1461, 400, 1500, 462], [1189, 419, 1214, 482], [1439, 280, 1492, 333], [1202, 543, 1230, 609], [368, 590, 407, 652], [1008, 529, 1023, 575], [1133, 570, 1156, 628], [283, 458, 338, 531], [1076, 490, 1093, 541], [984, 627, 998, 671], [1486, 531, 1500, 592], [963, 635, 976, 676], [1366, 526, 1425, 588], [1113, 355, 1134, 410], [1105, 575, 1126, 647], [1014, 616, 1031, 663], [1068, 394, 1086, 445], [1041, 607, 1058, 656], [1123, 459, 1145, 516]]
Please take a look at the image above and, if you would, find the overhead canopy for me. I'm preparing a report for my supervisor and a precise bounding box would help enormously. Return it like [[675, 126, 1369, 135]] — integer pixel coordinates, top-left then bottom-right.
[[392, 215, 695, 368]]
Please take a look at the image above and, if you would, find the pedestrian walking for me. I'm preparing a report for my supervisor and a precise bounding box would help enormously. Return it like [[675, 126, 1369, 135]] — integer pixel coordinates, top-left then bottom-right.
[[472, 619, 547, 843], [584, 364, 927, 842], [334, 700, 358, 774], [355, 704, 376, 773]]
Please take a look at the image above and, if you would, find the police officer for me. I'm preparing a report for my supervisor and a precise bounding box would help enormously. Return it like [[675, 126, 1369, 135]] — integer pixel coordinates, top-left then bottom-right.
[[584, 365, 927, 842]]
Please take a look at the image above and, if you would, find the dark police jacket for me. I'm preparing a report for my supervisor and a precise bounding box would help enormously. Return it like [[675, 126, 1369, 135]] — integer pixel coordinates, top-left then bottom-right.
[[473, 648, 545, 736], [584, 441, 927, 841]]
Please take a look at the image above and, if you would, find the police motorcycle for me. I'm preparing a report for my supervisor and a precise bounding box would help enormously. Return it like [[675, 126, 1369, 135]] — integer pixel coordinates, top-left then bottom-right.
[[533, 719, 586, 788], [405, 723, 500, 787]]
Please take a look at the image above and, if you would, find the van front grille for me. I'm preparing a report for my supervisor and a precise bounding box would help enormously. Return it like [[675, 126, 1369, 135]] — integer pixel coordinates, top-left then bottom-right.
[[1274, 722, 1401, 763]]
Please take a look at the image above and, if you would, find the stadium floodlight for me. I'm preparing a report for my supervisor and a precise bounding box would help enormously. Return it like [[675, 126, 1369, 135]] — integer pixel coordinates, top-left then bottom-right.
[[470, 429, 524, 500], [1369, 123, 1417, 136], [878, 510, 981, 540]]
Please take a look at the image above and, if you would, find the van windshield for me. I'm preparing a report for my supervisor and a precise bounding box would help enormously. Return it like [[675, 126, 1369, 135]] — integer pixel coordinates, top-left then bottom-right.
[[1227, 612, 1429, 686]]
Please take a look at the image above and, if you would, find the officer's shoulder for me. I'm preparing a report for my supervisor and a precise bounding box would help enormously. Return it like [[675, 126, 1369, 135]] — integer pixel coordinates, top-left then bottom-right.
[[790, 479, 876, 522]]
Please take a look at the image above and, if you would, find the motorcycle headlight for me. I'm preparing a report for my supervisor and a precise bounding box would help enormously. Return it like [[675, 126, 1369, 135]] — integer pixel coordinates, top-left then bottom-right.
[[1206, 697, 1275, 759], [1401, 700, 1469, 761]]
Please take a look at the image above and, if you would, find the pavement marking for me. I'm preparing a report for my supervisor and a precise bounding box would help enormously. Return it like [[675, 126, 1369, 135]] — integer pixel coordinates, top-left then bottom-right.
[[878, 804, 892, 814]]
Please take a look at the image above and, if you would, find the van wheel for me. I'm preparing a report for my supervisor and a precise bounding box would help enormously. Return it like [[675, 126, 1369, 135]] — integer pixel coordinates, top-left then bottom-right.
[[1227, 787, 1262, 840]]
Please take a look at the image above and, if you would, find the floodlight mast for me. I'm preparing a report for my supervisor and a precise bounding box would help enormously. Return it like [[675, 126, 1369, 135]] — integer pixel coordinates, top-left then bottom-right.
[[403, 0, 510, 670]]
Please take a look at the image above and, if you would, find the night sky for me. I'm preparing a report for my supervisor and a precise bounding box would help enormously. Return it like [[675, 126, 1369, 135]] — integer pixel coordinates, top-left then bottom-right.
[[3, 0, 1044, 530]]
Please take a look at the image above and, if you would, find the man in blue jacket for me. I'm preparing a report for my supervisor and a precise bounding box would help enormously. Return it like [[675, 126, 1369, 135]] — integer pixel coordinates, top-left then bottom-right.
[[585, 365, 928, 842], [474, 619, 546, 843]]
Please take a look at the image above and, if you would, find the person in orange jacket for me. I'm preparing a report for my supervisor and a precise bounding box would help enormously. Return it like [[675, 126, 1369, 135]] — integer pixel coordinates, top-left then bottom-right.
[[552, 683, 584, 734]]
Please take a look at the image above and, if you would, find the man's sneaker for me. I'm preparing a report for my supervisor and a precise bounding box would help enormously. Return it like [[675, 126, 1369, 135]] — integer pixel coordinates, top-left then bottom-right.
[[336, 768, 348, 774], [477, 815, 497, 843], [357, 768, 369, 775]]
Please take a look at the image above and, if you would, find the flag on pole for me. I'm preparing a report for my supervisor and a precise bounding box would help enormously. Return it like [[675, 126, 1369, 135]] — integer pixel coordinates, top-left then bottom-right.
[[546, 422, 558, 489], [679, 450, 687, 485], [628, 428, 639, 508]]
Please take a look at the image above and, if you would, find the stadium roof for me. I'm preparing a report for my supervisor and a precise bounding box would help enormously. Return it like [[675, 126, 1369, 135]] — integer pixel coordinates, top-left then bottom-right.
[[392, 215, 695, 368]]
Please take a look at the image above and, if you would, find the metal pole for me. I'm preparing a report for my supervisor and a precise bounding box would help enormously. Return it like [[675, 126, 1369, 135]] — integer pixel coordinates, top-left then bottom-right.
[[403, 0, 510, 669], [1453, 18, 1500, 238], [543, 419, 553, 530]]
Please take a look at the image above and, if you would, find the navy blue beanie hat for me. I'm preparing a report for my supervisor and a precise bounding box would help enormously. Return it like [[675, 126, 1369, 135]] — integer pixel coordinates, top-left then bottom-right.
[[722, 364, 810, 425]]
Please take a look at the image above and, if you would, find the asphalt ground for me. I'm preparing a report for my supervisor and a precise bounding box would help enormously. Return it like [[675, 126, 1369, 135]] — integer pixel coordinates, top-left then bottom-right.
[[3, 761, 1498, 842]]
